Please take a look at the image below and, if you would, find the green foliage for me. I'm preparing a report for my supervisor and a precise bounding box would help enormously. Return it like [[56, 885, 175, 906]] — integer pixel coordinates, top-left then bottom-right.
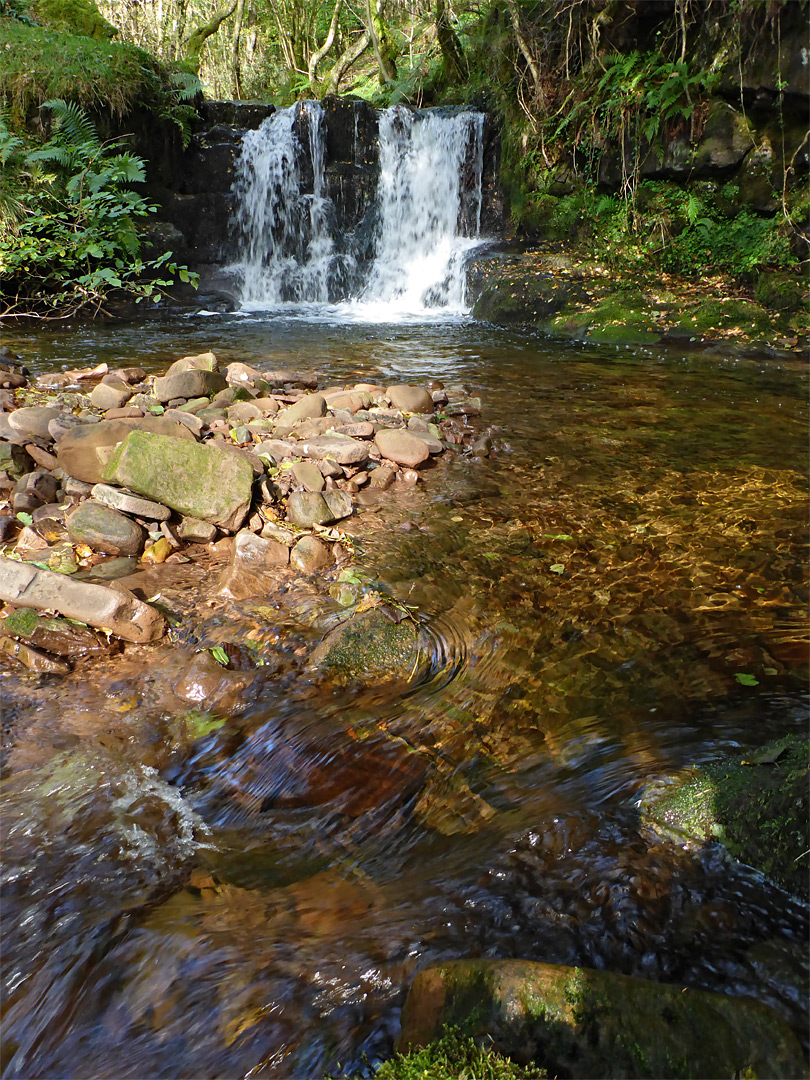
[[0, 99, 197, 317], [527, 181, 795, 280], [347, 1029, 546, 1080]]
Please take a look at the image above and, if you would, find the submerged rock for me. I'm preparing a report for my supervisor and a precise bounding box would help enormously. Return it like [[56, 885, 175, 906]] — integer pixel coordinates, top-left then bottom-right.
[[398, 958, 806, 1079], [309, 606, 419, 682]]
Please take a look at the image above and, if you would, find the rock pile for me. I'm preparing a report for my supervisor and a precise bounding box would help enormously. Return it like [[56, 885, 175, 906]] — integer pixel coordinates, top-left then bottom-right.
[[0, 350, 486, 668]]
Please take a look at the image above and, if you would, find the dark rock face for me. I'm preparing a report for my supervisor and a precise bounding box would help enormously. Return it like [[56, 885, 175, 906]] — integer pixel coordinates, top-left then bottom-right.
[[141, 99, 504, 274]]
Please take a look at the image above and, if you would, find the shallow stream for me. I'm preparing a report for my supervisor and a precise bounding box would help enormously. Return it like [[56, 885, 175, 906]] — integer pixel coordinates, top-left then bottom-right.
[[2, 313, 808, 1078]]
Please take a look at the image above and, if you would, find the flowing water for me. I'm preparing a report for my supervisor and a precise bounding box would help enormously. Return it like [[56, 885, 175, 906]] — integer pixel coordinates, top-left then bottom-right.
[[229, 102, 485, 316], [1, 314, 808, 1079], [1, 105, 808, 1080]]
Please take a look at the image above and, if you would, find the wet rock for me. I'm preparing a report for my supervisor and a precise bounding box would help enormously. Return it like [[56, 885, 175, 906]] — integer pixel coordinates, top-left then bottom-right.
[[103, 431, 253, 531], [67, 502, 146, 557], [386, 385, 434, 414], [276, 393, 326, 426], [7, 406, 61, 440], [0, 634, 71, 674], [298, 433, 370, 465], [173, 650, 255, 711], [398, 959, 806, 1080], [214, 529, 289, 598], [31, 503, 69, 543], [90, 483, 172, 522], [1, 608, 108, 656], [639, 735, 809, 898], [233, 528, 290, 568], [0, 556, 165, 642], [90, 379, 133, 411], [291, 461, 325, 492], [260, 521, 295, 545], [57, 415, 196, 485], [473, 436, 492, 456], [153, 368, 227, 403], [374, 428, 431, 468], [176, 516, 218, 543], [309, 606, 419, 682], [290, 535, 332, 572]]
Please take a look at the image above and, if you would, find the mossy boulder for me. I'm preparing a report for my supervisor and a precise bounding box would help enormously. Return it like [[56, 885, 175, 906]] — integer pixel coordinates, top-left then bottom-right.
[[639, 735, 809, 898], [755, 272, 806, 315], [309, 606, 419, 682], [674, 298, 772, 338], [398, 958, 806, 1079], [103, 430, 253, 531], [546, 289, 661, 345], [32, 0, 117, 40]]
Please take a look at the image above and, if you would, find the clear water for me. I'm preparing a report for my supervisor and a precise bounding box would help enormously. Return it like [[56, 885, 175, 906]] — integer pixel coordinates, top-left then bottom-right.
[[1, 314, 808, 1079]]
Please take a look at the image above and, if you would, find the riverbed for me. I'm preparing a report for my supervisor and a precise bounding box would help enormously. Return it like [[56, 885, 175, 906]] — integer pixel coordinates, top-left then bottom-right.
[[1, 312, 808, 1078]]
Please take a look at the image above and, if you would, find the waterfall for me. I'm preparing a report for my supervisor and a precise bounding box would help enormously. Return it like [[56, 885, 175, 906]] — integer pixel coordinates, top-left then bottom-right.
[[229, 103, 486, 316], [231, 101, 349, 305], [359, 107, 485, 314]]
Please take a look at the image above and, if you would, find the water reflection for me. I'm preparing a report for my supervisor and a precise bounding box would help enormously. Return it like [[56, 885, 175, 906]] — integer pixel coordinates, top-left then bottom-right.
[[1, 317, 807, 1078]]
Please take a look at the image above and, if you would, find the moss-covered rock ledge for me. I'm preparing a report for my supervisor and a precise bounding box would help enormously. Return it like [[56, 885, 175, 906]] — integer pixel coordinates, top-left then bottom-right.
[[466, 248, 809, 355], [396, 958, 806, 1080], [639, 735, 809, 899]]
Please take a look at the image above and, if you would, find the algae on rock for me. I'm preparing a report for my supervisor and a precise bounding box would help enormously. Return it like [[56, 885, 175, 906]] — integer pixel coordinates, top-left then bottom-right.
[[639, 735, 809, 898]]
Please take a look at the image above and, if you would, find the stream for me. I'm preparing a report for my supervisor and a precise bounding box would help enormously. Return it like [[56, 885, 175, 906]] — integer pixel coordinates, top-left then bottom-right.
[[1, 313, 808, 1079]]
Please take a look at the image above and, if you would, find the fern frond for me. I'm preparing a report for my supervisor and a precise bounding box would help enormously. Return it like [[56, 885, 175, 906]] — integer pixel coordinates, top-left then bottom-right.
[[41, 99, 101, 154]]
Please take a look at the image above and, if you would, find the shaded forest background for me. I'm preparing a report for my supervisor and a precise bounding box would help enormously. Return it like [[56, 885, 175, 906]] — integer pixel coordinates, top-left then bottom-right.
[[1, 0, 808, 316]]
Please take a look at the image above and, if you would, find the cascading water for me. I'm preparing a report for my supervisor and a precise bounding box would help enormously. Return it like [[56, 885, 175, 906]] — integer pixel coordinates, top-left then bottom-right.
[[359, 106, 485, 314], [229, 102, 486, 316], [231, 101, 348, 305]]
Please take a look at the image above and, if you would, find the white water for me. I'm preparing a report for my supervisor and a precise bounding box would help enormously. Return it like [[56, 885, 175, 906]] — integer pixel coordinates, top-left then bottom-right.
[[230, 103, 486, 320], [231, 101, 345, 306]]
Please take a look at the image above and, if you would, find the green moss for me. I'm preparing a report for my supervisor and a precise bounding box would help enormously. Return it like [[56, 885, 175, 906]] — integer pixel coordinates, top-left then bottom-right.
[[310, 607, 419, 682], [360, 1028, 546, 1080], [642, 736, 809, 897], [676, 298, 773, 337], [32, 0, 115, 40], [754, 272, 806, 315], [0, 17, 164, 119]]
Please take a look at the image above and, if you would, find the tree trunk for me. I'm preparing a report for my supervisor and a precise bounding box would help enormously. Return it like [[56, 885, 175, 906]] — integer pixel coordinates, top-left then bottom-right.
[[324, 29, 371, 95], [436, 0, 465, 85], [182, 1, 238, 72], [308, 0, 343, 93], [231, 0, 247, 98], [364, 0, 397, 84]]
